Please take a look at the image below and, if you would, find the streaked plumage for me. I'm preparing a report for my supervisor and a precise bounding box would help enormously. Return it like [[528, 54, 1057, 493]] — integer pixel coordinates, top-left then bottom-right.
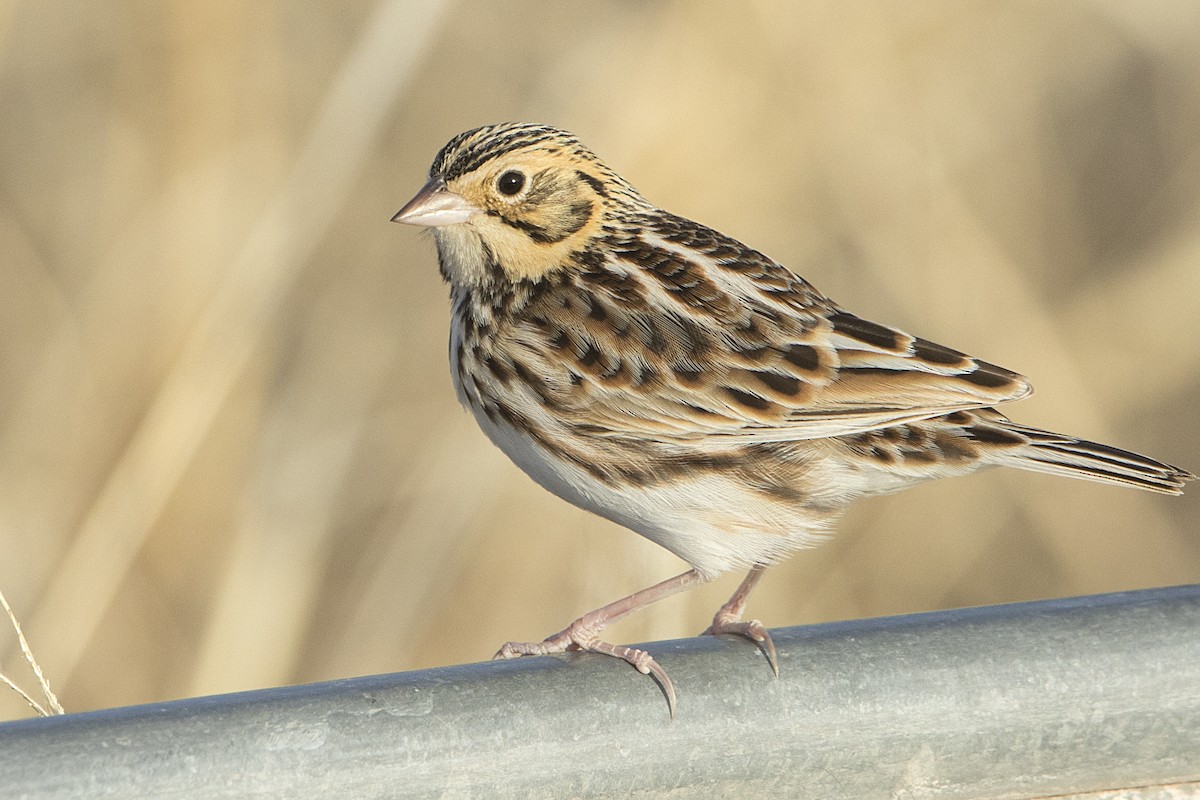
[[394, 122, 1193, 715]]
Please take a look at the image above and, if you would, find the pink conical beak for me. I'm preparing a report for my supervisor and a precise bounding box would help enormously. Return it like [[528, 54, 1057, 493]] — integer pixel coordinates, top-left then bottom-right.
[[391, 178, 479, 227]]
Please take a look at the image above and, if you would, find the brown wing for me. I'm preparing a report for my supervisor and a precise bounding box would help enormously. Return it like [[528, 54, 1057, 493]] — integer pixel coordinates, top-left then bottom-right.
[[488, 218, 1031, 443]]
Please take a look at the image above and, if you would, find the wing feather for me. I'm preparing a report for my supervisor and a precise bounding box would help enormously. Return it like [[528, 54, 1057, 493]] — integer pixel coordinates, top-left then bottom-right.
[[491, 217, 1032, 444]]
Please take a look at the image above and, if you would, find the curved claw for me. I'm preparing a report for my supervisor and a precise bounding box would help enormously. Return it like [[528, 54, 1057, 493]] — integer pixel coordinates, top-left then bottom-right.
[[492, 631, 677, 718], [486, 570, 707, 719], [588, 640, 677, 719], [704, 618, 779, 677]]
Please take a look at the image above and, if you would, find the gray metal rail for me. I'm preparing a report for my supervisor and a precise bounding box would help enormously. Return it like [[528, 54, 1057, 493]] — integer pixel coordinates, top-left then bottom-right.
[[2, 585, 1199, 799]]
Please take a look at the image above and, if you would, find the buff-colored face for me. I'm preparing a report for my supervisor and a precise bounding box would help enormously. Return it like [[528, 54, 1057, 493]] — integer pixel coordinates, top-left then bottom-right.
[[393, 128, 616, 286]]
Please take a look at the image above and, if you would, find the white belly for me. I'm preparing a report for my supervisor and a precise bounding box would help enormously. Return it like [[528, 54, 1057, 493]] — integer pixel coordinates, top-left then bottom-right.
[[469, 403, 844, 577]]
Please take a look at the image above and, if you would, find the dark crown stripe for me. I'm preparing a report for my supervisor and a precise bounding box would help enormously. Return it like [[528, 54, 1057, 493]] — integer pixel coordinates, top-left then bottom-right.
[[434, 123, 583, 181]]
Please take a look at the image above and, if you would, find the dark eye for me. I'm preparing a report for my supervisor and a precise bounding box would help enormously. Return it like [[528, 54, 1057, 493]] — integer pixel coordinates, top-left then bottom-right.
[[497, 170, 526, 196]]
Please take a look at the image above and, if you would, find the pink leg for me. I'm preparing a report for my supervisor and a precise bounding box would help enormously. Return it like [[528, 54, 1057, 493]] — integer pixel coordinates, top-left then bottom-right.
[[495, 569, 710, 717], [702, 565, 778, 676]]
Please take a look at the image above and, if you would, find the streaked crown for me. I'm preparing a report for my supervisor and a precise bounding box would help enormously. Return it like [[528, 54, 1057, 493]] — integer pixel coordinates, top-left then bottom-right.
[[397, 124, 647, 288]]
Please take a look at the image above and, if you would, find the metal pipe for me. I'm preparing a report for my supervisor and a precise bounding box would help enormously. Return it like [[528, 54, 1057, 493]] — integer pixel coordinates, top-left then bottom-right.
[[2, 585, 1199, 799]]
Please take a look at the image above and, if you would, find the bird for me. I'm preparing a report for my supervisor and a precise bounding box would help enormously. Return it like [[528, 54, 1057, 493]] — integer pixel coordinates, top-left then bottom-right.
[[392, 122, 1193, 716]]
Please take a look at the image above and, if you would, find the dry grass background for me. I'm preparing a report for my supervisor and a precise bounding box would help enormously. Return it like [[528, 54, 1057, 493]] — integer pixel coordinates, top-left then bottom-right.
[[1, 1, 1198, 719]]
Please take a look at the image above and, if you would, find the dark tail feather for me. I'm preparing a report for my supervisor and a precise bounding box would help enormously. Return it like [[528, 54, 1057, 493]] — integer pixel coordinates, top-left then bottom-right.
[[1002, 424, 1195, 495]]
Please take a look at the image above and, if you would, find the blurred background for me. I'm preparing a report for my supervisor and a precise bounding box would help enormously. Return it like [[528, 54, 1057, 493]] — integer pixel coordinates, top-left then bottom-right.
[[1, 1, 1198, 719]]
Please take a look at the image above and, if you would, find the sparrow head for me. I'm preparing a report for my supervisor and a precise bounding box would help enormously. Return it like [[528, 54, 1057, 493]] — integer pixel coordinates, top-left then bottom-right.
[[394, 123, 642, 287]]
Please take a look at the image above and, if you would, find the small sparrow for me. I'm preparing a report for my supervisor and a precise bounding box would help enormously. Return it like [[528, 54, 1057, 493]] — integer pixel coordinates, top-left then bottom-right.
[[393, 122, 1193, 715]]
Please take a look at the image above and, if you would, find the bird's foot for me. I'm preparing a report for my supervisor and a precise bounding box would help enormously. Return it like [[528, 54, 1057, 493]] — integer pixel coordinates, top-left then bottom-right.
[[495, 622, 677, 717], [702, 612, 779, 677]]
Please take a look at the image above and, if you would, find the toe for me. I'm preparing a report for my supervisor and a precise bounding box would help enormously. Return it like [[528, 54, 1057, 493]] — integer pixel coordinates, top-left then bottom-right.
[[705, 619, 779, 677], [586, 641, 677, 719]]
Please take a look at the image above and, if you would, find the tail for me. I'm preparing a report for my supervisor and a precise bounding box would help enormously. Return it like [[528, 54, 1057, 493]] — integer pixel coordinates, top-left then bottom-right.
[[997, 422, 1195, 495]]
